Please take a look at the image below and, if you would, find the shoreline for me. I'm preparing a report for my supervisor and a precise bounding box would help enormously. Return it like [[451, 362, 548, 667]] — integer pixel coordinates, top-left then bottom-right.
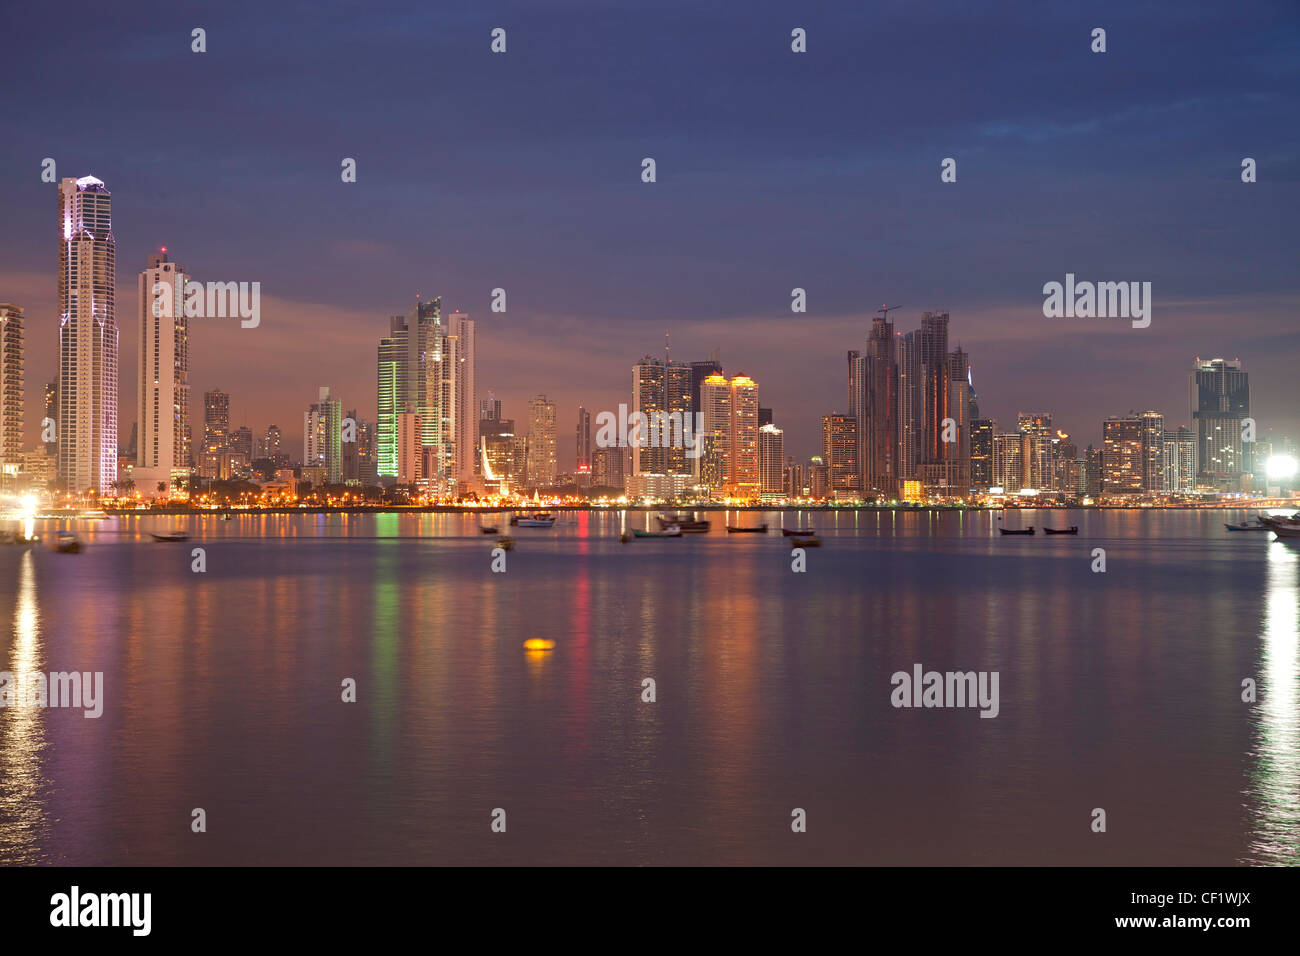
[[34, 502, 1298, 517]]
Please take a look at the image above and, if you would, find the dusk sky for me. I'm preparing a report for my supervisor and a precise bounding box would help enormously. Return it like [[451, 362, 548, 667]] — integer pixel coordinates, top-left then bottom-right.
[[1, 0, 1296, 465]]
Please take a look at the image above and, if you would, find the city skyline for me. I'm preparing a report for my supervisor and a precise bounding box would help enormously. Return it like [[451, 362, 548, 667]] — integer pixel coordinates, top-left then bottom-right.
[[0, 1, 1296, 467]]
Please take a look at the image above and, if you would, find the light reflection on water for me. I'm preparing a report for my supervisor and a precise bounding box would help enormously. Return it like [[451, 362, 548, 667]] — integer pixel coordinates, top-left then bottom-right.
[[0, 509, 1296, 865], [1244, 541, 1300, 864]]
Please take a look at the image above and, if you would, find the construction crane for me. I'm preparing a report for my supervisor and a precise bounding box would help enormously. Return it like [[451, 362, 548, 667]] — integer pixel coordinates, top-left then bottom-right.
[[876, 304, 902, 322]]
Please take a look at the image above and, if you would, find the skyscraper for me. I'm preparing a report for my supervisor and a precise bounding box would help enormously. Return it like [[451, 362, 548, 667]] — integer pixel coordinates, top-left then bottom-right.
[[376, 314, 410, 479], [447, 310, 476, 485], [204, 389, 230, 455], [1102, 415, 1145, 495], [758, 422, 784, 501], [575, 406, 592, 474], [1017, 413, 1053, 491], [896, 329, 921, 480], [1163, 425, 1196, 493], [632, 356, 694, 478], [689, 356, 722, 422], [43, 382, 57, 456], [0, 304, 22, 477], [134, 252, 190, 493], [728, 374, 760, 498], [864, 317, 898, 496], [527, 395, 557, 488], [1140, 410, 1165, 493], [919, 312, 950, 466], [970, 418, 995, 490], [304, 386, 342, 484], [822, 413, 859, 497], [58, 175, 118, 494], [1191, 358, 1251, 489]]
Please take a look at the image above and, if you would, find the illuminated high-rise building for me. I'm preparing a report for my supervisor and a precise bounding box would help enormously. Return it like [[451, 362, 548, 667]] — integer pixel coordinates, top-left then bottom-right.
[[1163, 425, 1197, 493], [304, 386, 342, 484], [134, 252, 190, 493], [446, 310, 476, 484], [575, 406, 592, 472], [1017, 413, 1053, 491], [821, 413, 859, 497], [1191, 358, 1251, 489], [1139, 410, 1165, 493], [632, 356, 693, 478], [1102, 415, 1145, 495], [970, 418, 995, 490], [896, 329, 921, 480], [993, 432, 1023, 491], [758, 423, 784, 501], [526, 395, 557, 488], [58, 175, 118, 494], [203, 389, 230, 454], [0, 304, 23, 476]]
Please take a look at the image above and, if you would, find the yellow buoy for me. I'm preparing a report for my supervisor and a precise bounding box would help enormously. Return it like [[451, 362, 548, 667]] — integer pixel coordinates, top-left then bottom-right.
[[523, 639, 556, 652]]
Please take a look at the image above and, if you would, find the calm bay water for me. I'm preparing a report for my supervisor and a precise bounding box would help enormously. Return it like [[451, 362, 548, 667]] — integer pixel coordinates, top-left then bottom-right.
[[1, 509, 1296, 866]]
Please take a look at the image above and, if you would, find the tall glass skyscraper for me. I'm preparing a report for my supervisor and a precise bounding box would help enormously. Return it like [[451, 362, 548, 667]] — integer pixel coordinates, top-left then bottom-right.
[[0, 304, 23, 477], [135, 251, 190, 492], [1190, 357, 1250, 488], [58, 175, 118, 494]]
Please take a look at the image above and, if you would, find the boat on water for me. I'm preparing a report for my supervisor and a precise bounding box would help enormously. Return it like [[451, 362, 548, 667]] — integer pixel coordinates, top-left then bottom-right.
[[54, 531, 82, 553], [999, 526, 1035, 536], [1, 531, 39, 546], [781, 527, 814, 537], [1225, 518, 1270, 531], [496, 536, 515, 550], [1259, 513, 1300, 538], [726, 524, 768, 534], [480, 525, 499, 535], [514, 512, 555, 528], [150, 530, 189, 542], [789, 535, 821, 548], [657, 514, 709, 532], [633, 527, 682, 538], [1044, 526, 1078, 535]]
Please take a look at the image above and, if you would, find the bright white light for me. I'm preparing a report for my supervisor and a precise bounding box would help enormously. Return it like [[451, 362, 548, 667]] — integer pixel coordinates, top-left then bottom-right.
[[1266, 455, 1298, 481], [18, 494, 37, 519]]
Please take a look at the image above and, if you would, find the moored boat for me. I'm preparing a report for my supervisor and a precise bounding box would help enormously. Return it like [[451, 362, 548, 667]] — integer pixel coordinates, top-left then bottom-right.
[[1044, 526, 1078, 535], [54, 531, 82, 553], [514, 512, 555, 528], [726, 524, 768, 534], [1260, 514, 1300, 538], [150, 530, 189, 542], [1225, 518, 1269, 531], [789, 535, 821, 548], [480, 525, 499, 534], [999, 526, 1035, 535], [657, 514, 709, 532], [781, 527, 814, 536], [633, 527, 682, 538]]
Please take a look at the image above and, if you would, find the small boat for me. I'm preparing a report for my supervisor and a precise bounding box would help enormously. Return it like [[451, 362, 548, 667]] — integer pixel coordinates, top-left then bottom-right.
[[1225, 519, 1269, 531], [480, 525, 499, 535], [789, 535, 821, 548], [514, 512, 555, 528], [633, 527, 682, 538], [1, 531, 39, 546], [726, 524, 768, 534], [1044, 526, 1078, 535], [658, 514, 709, 532], [220, 513, 232, 521], [150, 530, 189, 542], [999, 526, 1035, 535], [54, 531, 82, 553], [496, 536, 515, 550], [781, 527, 814, 537]]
